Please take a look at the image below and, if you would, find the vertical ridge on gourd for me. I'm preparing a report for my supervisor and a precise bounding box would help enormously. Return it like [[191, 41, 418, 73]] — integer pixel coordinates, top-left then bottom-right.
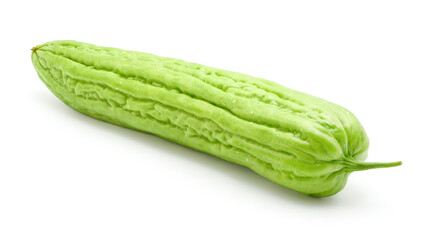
[[31, 40, 401, 197]]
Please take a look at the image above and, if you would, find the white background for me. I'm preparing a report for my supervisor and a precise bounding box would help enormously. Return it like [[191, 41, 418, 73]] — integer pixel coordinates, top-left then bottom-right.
[[1, 0, 431, 239]]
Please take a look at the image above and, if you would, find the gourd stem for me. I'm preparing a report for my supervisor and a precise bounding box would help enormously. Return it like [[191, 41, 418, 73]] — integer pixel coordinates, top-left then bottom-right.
[[347, 161, 402, 172]]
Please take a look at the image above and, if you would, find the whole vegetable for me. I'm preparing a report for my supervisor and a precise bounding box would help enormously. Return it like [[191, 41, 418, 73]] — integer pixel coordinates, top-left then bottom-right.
[[31, 40, 401, 197]]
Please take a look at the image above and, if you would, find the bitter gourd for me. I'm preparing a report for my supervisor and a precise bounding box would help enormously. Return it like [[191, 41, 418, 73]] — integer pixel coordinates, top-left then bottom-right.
[[31, 40, 401, 197]]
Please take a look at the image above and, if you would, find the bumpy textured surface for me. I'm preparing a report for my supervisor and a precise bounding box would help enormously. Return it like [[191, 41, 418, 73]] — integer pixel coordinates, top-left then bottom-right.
[[31, 40, 401, 197]]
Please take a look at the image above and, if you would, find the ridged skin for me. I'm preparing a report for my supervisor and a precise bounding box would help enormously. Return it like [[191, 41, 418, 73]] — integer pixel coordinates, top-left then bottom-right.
[[31, 40, 400, 197]]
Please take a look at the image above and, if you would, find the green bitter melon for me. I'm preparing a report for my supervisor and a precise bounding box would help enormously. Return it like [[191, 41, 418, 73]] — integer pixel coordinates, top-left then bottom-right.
[[31, 40, 401, 197]]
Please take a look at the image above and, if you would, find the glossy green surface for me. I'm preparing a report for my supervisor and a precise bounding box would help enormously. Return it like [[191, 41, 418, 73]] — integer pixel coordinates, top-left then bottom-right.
[[31, 40, 401, 197]]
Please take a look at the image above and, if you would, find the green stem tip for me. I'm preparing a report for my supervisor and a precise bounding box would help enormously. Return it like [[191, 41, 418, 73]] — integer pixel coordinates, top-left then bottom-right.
[[347, 161, 402, 172]]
